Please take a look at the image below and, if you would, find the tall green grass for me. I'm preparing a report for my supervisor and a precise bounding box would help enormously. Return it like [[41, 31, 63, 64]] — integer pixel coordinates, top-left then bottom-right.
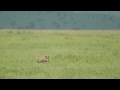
[[0, 30, 120, 79]]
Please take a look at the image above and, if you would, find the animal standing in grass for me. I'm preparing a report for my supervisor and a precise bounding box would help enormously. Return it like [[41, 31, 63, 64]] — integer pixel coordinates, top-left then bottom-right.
[[37, 56, 49, 63]]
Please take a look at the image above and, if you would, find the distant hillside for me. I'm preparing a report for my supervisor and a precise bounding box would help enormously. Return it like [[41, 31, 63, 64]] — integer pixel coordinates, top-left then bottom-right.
[[0, 11, 120, 30]]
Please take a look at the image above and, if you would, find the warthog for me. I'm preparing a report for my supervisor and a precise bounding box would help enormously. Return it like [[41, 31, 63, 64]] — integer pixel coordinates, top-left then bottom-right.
[[37, 56, 49, 63]]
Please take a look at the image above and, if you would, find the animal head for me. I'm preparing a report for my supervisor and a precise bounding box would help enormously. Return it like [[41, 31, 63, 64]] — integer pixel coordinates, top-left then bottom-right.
[[45, 56, 49, 61], [45, 56, 49, 59]]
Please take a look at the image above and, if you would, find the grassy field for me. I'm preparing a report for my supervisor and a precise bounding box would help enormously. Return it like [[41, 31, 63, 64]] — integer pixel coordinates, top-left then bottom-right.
[[0, 30, 120, 79]]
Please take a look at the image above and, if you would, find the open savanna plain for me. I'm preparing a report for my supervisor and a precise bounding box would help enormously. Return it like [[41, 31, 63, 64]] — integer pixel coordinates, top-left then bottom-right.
[[0, 30, 120, 79]]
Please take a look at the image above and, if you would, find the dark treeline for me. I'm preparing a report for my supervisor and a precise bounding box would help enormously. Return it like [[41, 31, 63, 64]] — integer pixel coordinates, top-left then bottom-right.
[[0, 11, 120, 30]]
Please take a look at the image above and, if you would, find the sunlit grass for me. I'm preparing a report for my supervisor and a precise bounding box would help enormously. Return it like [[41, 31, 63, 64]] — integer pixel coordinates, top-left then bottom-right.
[[0, 30, 120, 79]]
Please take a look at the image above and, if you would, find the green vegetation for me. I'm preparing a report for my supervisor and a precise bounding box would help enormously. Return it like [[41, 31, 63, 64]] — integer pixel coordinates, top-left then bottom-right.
[[0, 30, 120, 79]]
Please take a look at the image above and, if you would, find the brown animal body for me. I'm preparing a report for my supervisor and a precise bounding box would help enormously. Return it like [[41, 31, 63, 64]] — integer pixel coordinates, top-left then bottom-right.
[[37, 56, 49, 63]]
